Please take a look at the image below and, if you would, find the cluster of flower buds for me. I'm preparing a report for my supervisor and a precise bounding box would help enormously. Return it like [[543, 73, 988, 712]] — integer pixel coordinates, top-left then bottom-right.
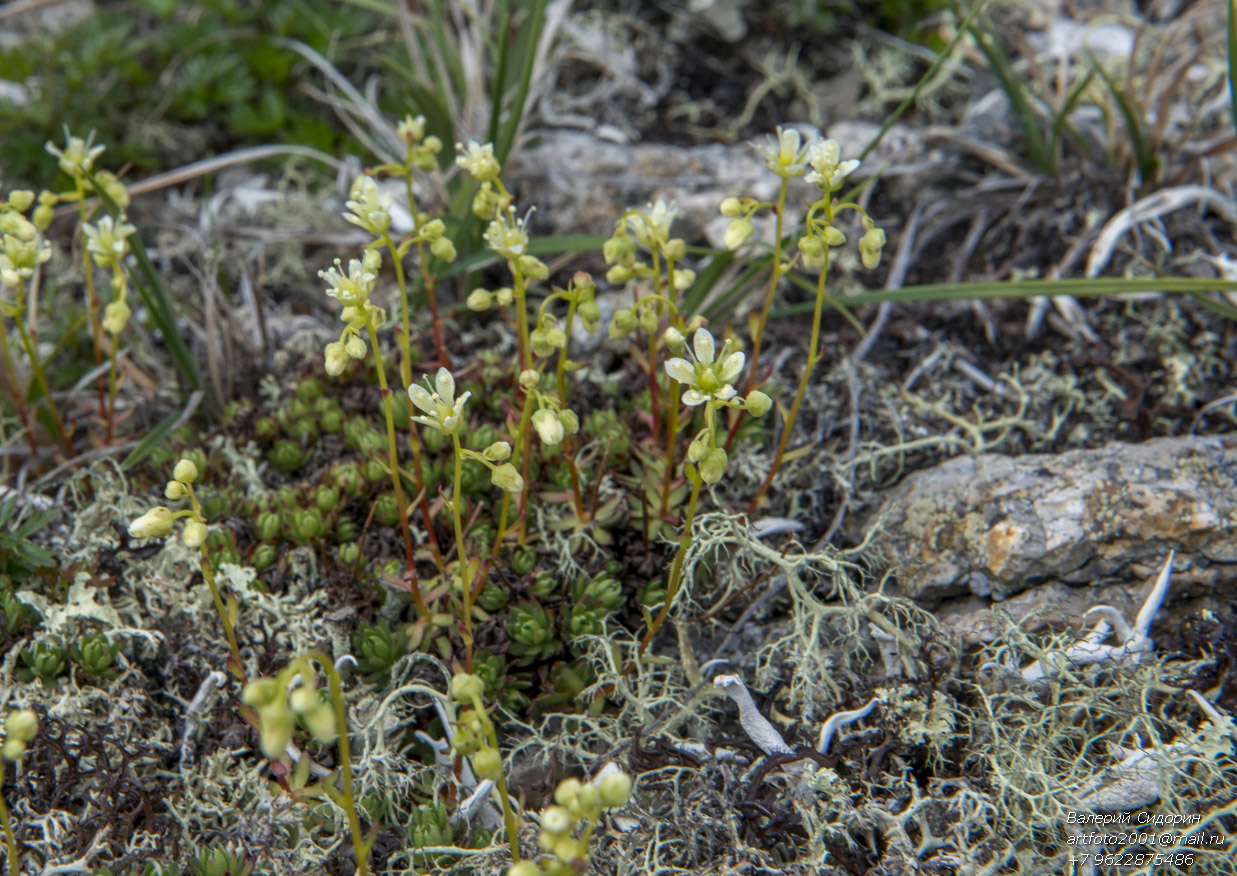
[[129, 458, 210, 548], [82, 214, 137, 334], [506, 769, 633, 876], [601, 200, 695, 291], [529, 315, 567, 359], [465, 285, 514, 311], [0, 190, 51, 290], [242, 665, 338, 759], [2, 709, 37, 761], [531, 406, 579, 447], [455, 141, 517, 221], [448, 673, 505, 780], [396, 114, 444, 172], [321, 250, 384, 377]]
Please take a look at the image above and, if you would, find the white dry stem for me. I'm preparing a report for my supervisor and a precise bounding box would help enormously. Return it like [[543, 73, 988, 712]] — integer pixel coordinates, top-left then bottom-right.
[[713, 674, 793, 755], [179, 670, 227, 774]]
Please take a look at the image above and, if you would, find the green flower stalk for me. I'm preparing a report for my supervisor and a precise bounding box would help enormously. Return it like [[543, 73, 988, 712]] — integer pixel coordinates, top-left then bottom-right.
[[745, 138, 882, 512], [449, 673, 521, 865], [243, 654, 370, 876], [409, 367, 523, 661], [319, 251, 430, 619], [633, 328, 771, 664], [83, 213, 135, 444], [129, 457, 248, 681]]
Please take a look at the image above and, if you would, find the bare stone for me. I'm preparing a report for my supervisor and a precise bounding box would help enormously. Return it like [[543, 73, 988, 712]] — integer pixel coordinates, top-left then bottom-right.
[[870, 436, 1237, 603]]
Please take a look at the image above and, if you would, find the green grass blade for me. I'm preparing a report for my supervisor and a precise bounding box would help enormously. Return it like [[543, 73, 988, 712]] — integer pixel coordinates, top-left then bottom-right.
[[772, 276, 1237, 314], [861, 0, 990, 163], [428, 0, 468, 101], [1228, 0, 1237, 137], [1048, 67, 1095, 161], [486, 0, 513, 148], [493, 0, 547, 166], [1087, 49, 1157, 183], [120, 409, 185, 470], [681, 249, 735, 316], [967, 19, 1052, 172], [86, 172, 201, 392]]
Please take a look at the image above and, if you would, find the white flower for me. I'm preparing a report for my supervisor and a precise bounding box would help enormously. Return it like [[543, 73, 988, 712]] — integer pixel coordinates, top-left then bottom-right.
[[663, 328, 745, 406], [397, 114, 427, 144], [455, 141, 501, 182], [805, 139, 860, 192], [319, 258, 376, 306], [343, 176, 393, 236], [752, 126, 813, 178], [408, 367, 470, 433], [484, 207, 530, 260], [531, 409, 564, 446], [83, 215, 136, 268], [627, 199, 675, 248], [45, 129, 105, 178]]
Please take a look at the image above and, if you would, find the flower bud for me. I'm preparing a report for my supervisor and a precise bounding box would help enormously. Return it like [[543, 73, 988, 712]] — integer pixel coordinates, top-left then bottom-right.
[[508, 863, 542, 876], [724, 217, 755, 250], [518, 255, 549, 281], [599, 771, 632, 808], [605, 264, 632, 285], [174, 458, 199, 484], [303, 702, 338, 745], [165, 480, 186, 500], [7, 190, 34, 212], [699, 447, 728, 484], [672, 268, 695, 291], [466, 288, 493, 311], [473, 746, 503, 781], [860, 227, 886, 269], [798, 234, 826, 269], [242, 678, 279, 707], [530, 328, 555, 359], [663, 326, 686, 354], [745, 390, 772, 417], [491, 463, 524, 494], [558, 408, 579, 435], [554, 778, 583, 809], [430, 236, 457, 262], [102, 299, 130, 335], [450, 672, 485, 704], [540, 805, 573, 837], [687, 429, 710, 463], [664, 237, 686, 261], [609, 309, 637, 339], [519, 369, 540, 391], [258, 705, 295, 759], [344, 335, 367, 359], [532, 409, 565, 446], [602, 234, 635, 266], [5, 710, 38, 743], [719, 196, 742, 217], [822, 226, 846, 246], [129, 506, 176, 539], [495, 287, 514, 306], [182, 520, 207, 548], [324, 342, 348, 377], [2, 739, 26, 761], [483, 441, 512, 461], [578, 299, 601, 331]]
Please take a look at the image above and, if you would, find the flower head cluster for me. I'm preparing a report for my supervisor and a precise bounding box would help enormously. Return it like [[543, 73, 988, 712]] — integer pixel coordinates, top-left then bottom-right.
[[83, 214, 136, 270], [507, 770, 632, 876], [0, 230, 51, 289], [45, 128, 105, 179], [397, 114, 444, 171], [243, 667, 337, 759], [409, 367, 470, 434], [411, 215, 457, 262], [602, 200, 693, 288], [343, 176, 393, 237], [129, 457, 209, 548], [2, 709, 37, 761], [320, 250, 384, 376], [455, 140, 501, 183], [626, 199, 676, 249], [484, 206, 530, 260], [752, 126, 813, 179]]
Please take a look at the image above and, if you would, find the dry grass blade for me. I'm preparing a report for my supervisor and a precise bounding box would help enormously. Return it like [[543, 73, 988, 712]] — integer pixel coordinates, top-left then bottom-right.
[[1086, 184, 1237, 277]]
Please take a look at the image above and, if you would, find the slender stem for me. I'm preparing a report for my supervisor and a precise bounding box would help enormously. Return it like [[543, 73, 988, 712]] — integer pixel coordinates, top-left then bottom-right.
[[381, 234, 414, 389], [746, 178, 789, 390], [14, 305, 74, 456], [315, 653, 370, 876], [637, 465, 703, 664], [365, 322, 429, 618], [660, 381, 680, 516], [554, 295, 585, 519], [200, 552, 246, 683], [75, 183, 108, 435], [0, 758, 18, 876], [748, 249, 831, 513], [0, 315, 39, 456], [470, 694, 521, 863], [415, 239, 450, 368], [450, 432, 473, 664]]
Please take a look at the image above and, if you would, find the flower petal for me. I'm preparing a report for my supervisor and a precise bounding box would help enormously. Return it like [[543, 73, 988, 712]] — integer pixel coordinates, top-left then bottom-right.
[[408, 384, 435, 415], [681, 389, 707, 406], [693, 328, 715, 365], [435, 367, 455, 405], [719, 351, 746, 383], [715, 385, 737, 402], [664, 358, 696, 385]]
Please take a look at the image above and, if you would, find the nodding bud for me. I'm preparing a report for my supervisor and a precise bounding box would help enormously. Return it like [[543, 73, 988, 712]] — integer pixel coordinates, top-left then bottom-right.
[[699, 447, 728, 484], [491, 463, 524, 494], [483, 441, 512, 462], [532, 409, 565, 446], [129, 506, 176, 539], [173, 459, 198, 484], [181, 520, 207, 549], [744, 390, 772, 417], [663, 326, 686, 355], [466, 288, 493, 311], [324, 342, 348, 377], [450, 673, 485, 704], [599, 771, 633, 808], [519, 369, 540, 391], [719, 196, 742, 217]]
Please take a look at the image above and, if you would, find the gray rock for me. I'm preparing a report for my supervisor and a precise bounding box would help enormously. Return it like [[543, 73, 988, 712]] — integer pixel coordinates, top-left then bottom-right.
[[870, 436, 1237, 603]]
